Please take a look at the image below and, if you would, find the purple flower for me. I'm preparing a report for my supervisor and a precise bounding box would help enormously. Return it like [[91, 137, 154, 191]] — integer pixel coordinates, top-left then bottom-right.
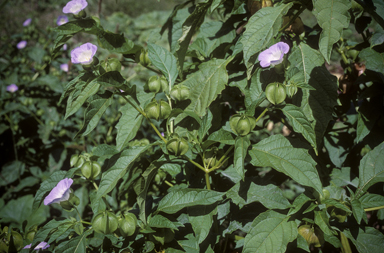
[[17, 40, 27, 49], [60, 63, 69, 72], [258, 42, 290, 68], [63, 0, 88, 15], [63, 44, 68, 50], [71, 42, 97, 65], [23, 242, 50, 251], [23, 18, 32, 26], [57, 15, 69, 26], [6, 84, 18, 93], [44, 178, 73, 205]]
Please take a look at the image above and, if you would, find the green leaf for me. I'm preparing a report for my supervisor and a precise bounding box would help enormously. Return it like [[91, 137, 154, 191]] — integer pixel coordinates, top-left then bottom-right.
[[314, 210, 333, 236], [351, 198, 367, 224], [359, 193, 384, 209], [76, 92, 113, 138], [207, 127, 235, 145], [312, 0, 351, 63], [32, 218, 68, 248], [148, 215, 181, 230], [359, 48, 384, 74], [249, 135, 322, 194], [241, 3, 293, 69], [0, 160, 25, 186], [330, 167, 358, 187], [288, 193, 311, 215], [188, 205, 217, 244], [115, 102, 144, 151], [243, 210, 297, 253], [355, 141, 384, 198], [47, 221, 74, 244], [179, 58, 229, 117], [54, 18, 100, 35], [178, 233, 200, 253], [156, 189, 224, 214], [54, 229, 92, 253], [343, 227, 384, 253], [32, 171, 66, 211], [97, 31, 135, 54], [279, 104, 317, 154], [356, 98, 381, 142], [234, 136, 251, 180], [147, 42, 178, 89], [96, 146, 150, 202]]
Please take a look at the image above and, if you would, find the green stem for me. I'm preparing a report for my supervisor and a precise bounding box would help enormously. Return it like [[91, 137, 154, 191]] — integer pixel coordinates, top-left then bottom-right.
[[364, 205, 384, 212], [148, 119, 167, 143], [164, 180, 174, 187], [208, 146, 234, 173], [166, 94, 174, 133], [81, 220, 92, 225], [4, 114, 18, 162], [255, 107, 269, 124], [205, 172, 211, 190], [279, 5, 306, 32], [92, 181, 99, 190], [117, 89, 144, 114], [184, 156, 205, 172], [74, 206, 83, 222]]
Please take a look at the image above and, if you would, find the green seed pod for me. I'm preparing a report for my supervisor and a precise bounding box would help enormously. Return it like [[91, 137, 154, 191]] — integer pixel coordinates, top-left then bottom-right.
[[166, 137, 189, 156], [347, 49, 360, 61], [60, 192, 80, 211], [92, 211, 119, 234], [298, 225, 324, 248], [139, 49, 151, 67], [170, 85, 190, 101], [286, 84, 298, 98], [265, 82, 286, 105], [144, 100, 171, 120], [70, 154, 84, 168], [104, 58, 121, 72], [229, 114, 257, 136], [119, 213, 137, 237], [145, 76, 162, 93], [81, 161, 101, 180]]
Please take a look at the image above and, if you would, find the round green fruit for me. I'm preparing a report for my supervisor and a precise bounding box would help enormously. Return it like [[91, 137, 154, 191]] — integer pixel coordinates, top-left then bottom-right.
[[104, 58, 121, 72], [119, 213, 137, 237], [139, 49, 151, 67], [166, 137, 189, 156], [170, 85, 190, 101], [70, 154, 84, 168], [81, 161, 101, 180], [92, 211, 119, 234], [229, 114, 256, 136], [144, 100, 171, 120], [265, 82, 286, 105]]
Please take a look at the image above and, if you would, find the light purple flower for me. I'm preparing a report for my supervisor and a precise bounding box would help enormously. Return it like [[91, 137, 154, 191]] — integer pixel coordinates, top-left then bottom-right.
[[6, 84, 18, 93], [63, 0, 88, 15], [23, 18, 32, 26], [258, 42, 290, 68], [17, 40, 27, 49], [63, 44, 68, 50], [71, 42, 97, 65], [44, 178, 73, 205], [60, 63, 69, 72], [23, 242, 50, 251], [57, 15, 69, 26]]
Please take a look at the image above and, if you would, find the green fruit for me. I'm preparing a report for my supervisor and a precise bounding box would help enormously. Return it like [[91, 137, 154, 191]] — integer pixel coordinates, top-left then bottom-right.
[[286, 84, 298, 98], [347, 49, 360, 61], [265, 82, 286, 105], [139, 49, 151, 66], [144, 76, 165, 93], [81, 161, 101, 180], [298, 225, 324, 248], [166, 137, 189, 156], [70, 154, 84, 168], [104, 58, 121, 72], [204, 148, 222, 168], [229, 114, 257, 136], [320, 189, 330, 202], [170, 85, 190, 101], [92, 211, 119, 234], [119, 213, 137, 237], [36, 109, 45, 116], [144, 100, 172, 120]]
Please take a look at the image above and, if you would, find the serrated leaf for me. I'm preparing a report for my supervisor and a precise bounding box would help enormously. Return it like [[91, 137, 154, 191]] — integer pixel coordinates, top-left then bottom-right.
[[53, 18, 100, 35], [31, 218, 68, 248], [242, 210, 297, 253], [76, 92, 113, 138], [207, 127, 235, 145], [359, 47, 384, 74], [249, 135, 322, 194], [355, 142, 384, 198], [343, 227, 384, 253], [330, 167, 358, 187], [156, 189, 224, 214], [0, 160, 25, 186], [359, 193, 384, 209], [188, 205, 217, 244], [148, 215, 180, 230], [351, 198, 367, 224], [312, 0, 351, 63], [288, 193, 311, 215], [98, 31, 135, 54], [115, 102, 144, 151], [279, 104, 317, 154], [47, 221, 74, 244], [32, 171, 66, 211], [96, 146, 150, 202], [54, 229, 92, 253], [241, 3, 293, 69], [314, 210, 334, 236], [147, 43, 178, 89], [59, 73, 86, 104], [178, 233, 200, 253], [234, 136, 250, 180], [179, 58, 229, 117], [322, 199, 352, 214]]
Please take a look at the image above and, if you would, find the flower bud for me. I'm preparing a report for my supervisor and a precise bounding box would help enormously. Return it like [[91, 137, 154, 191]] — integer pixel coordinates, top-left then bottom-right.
[[285, 83, 298, 98], [119, 213, 137, 237], [81, 161, 101, 180], [229, 114, 256, 136], [298, 225, 324, 248], [265, 82, 286, 105], [166, 137, 189, 156], [70, 154, 84, 168], [204, 148, 226, 168], [92, 211, 119, 234], [170, 85, 190, 101], [60, 192, 80, 211], [144, 100, 171, 120]]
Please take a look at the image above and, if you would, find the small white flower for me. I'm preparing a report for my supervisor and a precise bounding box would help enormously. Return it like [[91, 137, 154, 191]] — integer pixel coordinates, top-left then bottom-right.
[[70, 43, 98, 65], [63, 0, 88, 15]]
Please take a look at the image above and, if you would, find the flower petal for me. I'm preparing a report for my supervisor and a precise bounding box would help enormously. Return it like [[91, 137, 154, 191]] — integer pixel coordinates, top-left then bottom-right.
[[44, 178, 73, 205]]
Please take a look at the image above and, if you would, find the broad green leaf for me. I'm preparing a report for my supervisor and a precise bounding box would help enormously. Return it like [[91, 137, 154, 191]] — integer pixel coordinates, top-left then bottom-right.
[[54, 18, 100, 35], [188, 205, 217, 244], [147, 42, 178, 89], [54, 229, 92, 253], [115, 102, 144, 151], [59, 73, 86, 104], [198, 109, 213, 142], [359, 193, 384, 209], [47, 221, 74, 244], [241, 3, 293, 69], [91, 144, 119, 160], [169, 108, 202, 126], [32, 171, 66, 211], [343, 227, 384, 253], [355, 141, 384, 198], [312, 0, 351, 63], [359, 48, 384, 74], [288, 193, 311, 215], [76, 92, 113, 138], [96, 146, 150, 202], [330, 167, 358, 187], [279, 104, 317, 154], [314, 210, 333, 236], [178, 233, 200, 253], [249, 135, 322, 194], [324, 132, 351, 168], [356, 95, 381, 143], [351, 198, 367, 224], [148, 215, 181, 230], [156, 189, 224, 214], [179, 58, 229, 117], [234, 136, 250, 180], [98, 31, 135, 54], [207, 127, 235, 145], [32, 218, 68, 248], [243, 210, 297, 253], [0, 160, 25, 186], [322, 199, 352, 214]]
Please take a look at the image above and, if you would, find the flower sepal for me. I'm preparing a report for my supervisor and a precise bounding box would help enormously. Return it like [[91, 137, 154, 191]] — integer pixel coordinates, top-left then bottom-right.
[[60, 191, 80, 211]]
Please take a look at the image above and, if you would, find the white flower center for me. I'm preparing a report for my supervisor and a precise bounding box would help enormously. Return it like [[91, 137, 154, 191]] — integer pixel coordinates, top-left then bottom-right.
[[70, 3, 82, 13], [271, 50, 283, 61], [78, 50, 93, 62]]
